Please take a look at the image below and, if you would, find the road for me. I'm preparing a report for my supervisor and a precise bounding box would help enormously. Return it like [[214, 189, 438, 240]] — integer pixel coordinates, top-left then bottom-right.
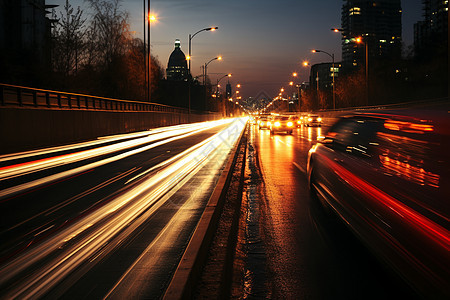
[[246, 123, 421, 299], [0, 118, 246, 299]]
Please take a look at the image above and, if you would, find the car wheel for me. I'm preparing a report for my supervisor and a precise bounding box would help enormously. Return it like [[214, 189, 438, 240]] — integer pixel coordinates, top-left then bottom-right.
[[289, 130, 293, 135]]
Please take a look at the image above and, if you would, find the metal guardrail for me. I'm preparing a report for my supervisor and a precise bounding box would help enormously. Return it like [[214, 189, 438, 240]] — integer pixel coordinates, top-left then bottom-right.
[[0, 83, 188, 114]]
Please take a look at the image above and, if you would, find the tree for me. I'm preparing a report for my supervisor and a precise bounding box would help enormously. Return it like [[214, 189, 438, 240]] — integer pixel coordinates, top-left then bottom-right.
[[86, 0, 130, 68], [51, 0, 86, 88], [49, 0, 164, 101], [335, 69, 366, 108]]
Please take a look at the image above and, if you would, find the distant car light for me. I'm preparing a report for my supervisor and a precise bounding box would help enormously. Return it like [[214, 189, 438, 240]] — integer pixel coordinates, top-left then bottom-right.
[[308, 118, 313, 122], [274, 121, 281, 127], [287, 122, 293, 127], [317, 117, 322, 122]]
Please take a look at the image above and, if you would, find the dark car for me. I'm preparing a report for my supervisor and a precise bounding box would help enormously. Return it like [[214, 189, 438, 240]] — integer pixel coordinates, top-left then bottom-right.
[[304, 114, 322, 127], [307, 110, 450, 299], [269, 115, 294, 134], [290, 115, 302, 127], [258, 116, 271, 130]]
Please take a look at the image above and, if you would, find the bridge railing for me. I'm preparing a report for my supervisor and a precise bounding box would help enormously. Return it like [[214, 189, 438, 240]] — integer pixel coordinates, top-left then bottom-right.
[[0, 83, 188, 114]]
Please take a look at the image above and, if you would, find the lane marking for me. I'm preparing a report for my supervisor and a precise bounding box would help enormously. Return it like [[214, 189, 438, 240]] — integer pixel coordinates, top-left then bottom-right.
[[293, 161, 306, 174]]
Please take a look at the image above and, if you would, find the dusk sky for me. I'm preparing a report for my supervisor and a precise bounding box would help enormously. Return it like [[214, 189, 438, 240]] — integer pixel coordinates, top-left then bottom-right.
[[51, 0, 423, 99]]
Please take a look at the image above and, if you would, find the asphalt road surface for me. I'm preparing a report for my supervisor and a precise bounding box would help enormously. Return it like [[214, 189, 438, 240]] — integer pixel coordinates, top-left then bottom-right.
[[0, 118, 246, 299], [247, 123, 421, 299]]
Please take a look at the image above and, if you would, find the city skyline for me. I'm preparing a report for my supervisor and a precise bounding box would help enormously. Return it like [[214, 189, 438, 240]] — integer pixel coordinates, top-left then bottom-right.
[[50, 0, 423, 99]]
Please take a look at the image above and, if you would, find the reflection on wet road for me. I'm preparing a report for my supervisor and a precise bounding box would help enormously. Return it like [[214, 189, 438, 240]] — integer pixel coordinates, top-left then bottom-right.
[[249, 124, 420, 299]]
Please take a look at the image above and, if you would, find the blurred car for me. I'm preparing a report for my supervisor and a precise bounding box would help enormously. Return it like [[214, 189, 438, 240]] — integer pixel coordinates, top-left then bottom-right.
[[290, 115, 302, 127], [307, 110, 450, 299], [258, 116, 271, 129], [304, 114, 322, 127], [269, 115, 294, 134]]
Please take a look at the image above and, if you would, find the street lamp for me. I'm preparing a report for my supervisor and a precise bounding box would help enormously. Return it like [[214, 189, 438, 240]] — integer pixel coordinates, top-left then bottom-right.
[[204, 56, 222, 110], [356, 37, 369, 105], [312, 49, 336, 109], [204, 56, 222, 84], [188, 27, 218, 73], [143, 0, 157, 102], [187, 26, 218, 119], [216, 73, 232, 95]]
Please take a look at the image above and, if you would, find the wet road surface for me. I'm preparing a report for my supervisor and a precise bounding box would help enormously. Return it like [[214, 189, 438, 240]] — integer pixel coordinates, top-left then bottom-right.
[[246, 123, 420, 299]]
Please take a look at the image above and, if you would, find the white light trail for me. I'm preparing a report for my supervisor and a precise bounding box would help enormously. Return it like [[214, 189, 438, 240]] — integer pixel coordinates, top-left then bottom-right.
[[0, 118, 247, 299], [0, 119, 233, 199]]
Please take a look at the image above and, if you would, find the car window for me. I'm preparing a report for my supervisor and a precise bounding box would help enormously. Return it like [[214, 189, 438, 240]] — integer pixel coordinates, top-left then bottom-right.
[[327, 117, 382, 157], [376, 122, 441, 188]]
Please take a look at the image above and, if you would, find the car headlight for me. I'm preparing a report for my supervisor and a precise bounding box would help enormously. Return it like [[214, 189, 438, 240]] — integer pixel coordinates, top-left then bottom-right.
[[267, 121, 272, 126], [274, 121, 280, 127], [260, 121, 264, 126], [308, 118, 313, 122], [317, 117, 322, 122], [287, 122, 293, 127]]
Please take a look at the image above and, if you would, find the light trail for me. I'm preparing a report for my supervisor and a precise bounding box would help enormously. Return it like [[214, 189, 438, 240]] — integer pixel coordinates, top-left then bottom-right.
[[0, 122, 211, 163], [0, 121, 229, 180], [0, 119, 233, 199], [0, 118, 247, 299]]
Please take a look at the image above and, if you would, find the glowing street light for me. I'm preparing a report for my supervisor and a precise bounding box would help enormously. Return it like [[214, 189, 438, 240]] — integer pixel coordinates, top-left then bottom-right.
[[188, 27, 219, 72], [204, 56, 222, 84], [204, 56, 222, 110], [312, 49, 336, 109], [355, 36, 369, 105], [143, 0, 158, 102], [331, 28, 344, 33]]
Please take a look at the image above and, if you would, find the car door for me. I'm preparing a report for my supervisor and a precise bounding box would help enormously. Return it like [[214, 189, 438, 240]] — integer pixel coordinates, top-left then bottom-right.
[[312, 117, 387, 239]]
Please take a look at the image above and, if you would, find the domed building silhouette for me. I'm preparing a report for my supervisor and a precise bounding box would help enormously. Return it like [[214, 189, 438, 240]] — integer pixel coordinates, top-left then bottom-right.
[[166, 39, 190, 81]]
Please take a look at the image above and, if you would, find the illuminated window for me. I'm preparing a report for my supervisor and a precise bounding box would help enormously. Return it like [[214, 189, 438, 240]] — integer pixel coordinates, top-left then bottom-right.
[[349, 7, 361, 15]]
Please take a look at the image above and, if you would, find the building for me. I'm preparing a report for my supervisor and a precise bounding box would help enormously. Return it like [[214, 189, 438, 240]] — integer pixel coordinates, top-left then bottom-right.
[[0, 0, 57, 83], [225, 81, 232, 99], [414, 0, 448, 56], [309, 62, 342, 92], [341, 0, 402, 70], [166, 39, 190, 81]]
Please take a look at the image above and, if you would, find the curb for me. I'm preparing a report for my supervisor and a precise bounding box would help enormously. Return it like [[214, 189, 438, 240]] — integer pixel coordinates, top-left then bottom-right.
[[163, 124, 247, 300]]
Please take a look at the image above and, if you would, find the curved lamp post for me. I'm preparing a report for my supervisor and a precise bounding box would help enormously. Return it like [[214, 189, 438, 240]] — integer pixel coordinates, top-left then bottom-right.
[[312, 49, 335, 109], [203, 56, 222, 110], [187, 27, 218, 118], [216, 73, 232, 96], [188, 27, 218, 73], [204, 56, 222, 84]]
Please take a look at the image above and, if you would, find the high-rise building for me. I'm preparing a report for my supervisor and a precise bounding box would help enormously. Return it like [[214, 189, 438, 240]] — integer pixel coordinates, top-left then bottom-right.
[[0, 0, 57, 82], [226, 81, 232, 99], [341, 0, 402, 70], [414, 0, 448, 56]]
